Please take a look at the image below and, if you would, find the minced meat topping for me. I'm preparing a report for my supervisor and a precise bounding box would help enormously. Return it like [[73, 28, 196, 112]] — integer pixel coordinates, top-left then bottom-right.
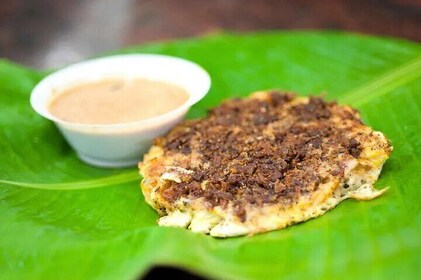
[[153, 92, 367, 221]]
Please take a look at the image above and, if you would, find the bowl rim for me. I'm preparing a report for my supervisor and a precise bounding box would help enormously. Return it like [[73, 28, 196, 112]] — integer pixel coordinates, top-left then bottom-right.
[[30, 54, 211, 130]]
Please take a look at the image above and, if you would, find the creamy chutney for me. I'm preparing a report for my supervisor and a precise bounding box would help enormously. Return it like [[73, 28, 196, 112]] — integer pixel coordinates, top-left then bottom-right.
[[49, 78, 189, 124]]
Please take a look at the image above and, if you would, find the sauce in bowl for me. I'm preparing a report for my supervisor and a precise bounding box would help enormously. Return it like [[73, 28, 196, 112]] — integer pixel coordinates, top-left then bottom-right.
[[31, 54, 210, 168], [49, 78, 190, 125]]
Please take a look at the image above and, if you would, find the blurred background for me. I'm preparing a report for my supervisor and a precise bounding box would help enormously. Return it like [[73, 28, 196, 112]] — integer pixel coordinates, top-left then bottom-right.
[[1, 0, 420, 279], [1, 0, 421, 69]]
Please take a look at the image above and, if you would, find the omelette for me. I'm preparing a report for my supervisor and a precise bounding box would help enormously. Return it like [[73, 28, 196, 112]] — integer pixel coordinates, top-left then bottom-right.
[[139, 91, 392, 237]]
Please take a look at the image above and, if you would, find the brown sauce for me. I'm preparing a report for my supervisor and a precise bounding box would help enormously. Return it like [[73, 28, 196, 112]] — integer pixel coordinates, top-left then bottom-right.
[[49, 78, 189, 124]]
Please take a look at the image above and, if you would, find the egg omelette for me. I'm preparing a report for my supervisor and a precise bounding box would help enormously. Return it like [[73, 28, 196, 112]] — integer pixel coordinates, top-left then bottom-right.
[[139, 91, 392, 237]]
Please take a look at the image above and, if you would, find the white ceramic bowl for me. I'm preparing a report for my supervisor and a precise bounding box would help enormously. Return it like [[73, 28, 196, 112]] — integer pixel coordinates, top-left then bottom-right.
[[30, 54, 211, 168]]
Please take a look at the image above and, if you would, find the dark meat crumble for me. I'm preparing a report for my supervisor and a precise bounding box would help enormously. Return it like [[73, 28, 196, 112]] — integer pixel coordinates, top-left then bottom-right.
[[153, 92, 367, 221]]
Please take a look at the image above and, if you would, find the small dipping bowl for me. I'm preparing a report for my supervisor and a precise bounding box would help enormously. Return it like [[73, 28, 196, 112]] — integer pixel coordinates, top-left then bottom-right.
[[31, 54, 211, 168]]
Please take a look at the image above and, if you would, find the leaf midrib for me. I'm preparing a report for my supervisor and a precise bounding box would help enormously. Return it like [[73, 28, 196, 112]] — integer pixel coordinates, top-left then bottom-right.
[[339, 54, 421, 105], [0, 171, 140, 190], [2, 53, 421, 190]]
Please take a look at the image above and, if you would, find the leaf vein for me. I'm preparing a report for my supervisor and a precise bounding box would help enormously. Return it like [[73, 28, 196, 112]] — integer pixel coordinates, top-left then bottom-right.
[[339, 54, 421, 106]]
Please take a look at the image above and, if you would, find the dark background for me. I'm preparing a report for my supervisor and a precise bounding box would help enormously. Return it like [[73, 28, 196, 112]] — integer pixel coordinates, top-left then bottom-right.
[[1, 0, 420, 279], [1, 0, 421, 69]]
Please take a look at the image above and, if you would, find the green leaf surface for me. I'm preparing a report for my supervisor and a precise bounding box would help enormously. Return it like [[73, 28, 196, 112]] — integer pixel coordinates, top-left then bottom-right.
[[1, 31, 420, 279]]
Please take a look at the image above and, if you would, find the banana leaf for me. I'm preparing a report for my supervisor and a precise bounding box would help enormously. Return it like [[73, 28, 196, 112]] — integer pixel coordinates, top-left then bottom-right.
[[1, 31, 420, 280]]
